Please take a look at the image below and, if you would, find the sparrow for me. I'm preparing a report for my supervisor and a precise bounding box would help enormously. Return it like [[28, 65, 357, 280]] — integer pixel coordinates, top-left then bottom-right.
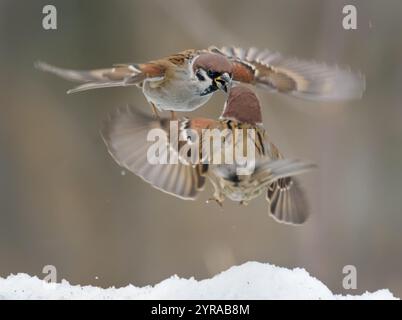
[[36, 46, 365, 114], [101, 86, 316, 224]]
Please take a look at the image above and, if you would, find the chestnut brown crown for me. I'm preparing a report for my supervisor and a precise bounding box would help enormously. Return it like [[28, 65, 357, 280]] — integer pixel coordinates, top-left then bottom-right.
[[192, 53, 233, 75], [221, 86, 263, 125]]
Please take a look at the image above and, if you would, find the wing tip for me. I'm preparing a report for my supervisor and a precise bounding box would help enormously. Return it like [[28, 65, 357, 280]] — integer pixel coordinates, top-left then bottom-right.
[[34, 60, 48, 71], [267, 178, 310, 225]]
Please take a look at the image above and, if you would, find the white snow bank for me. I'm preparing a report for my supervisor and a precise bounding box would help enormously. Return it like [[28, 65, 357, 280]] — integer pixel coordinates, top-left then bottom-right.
[[0, 262, 397, 300]]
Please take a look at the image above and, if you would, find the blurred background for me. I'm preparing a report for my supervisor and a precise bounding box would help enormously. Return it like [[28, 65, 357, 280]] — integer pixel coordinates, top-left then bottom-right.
[[0, 0, 401, 296]]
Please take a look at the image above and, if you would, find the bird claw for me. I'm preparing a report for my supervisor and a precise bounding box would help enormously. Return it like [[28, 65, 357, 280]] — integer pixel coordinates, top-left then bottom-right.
[[206, 197, 224, 209]]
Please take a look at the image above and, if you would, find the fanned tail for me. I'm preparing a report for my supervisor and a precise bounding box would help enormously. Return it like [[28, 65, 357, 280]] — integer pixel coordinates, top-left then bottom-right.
[[267, 178, 309, 225]]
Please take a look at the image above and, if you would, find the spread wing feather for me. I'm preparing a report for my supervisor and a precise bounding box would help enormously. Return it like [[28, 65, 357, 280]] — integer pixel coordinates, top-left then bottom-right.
[[101, 106, 205, 200], [209, 46, 365, 101]]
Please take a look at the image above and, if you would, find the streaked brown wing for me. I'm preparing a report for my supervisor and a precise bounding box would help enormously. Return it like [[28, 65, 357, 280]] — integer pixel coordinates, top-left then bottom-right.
[[186, 120, 269, 165], [209, 46, 365, 101], [185, 118, 219, 132], [164, 49, 197, 66], [101, 106, 205, 200]]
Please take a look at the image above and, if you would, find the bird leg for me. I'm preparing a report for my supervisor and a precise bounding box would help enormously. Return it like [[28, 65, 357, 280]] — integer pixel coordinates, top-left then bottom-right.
[[206, 178, 224, 209], [170, 111, 177, 120], [150, 102, 160, 120]]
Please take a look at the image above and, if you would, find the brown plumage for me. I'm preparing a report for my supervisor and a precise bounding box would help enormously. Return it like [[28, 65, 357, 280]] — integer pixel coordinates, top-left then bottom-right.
[[210, 46, 365, 101], [101, 86, 315, 224], [192, 53, 233, 75], [221, 86, 262, 125]]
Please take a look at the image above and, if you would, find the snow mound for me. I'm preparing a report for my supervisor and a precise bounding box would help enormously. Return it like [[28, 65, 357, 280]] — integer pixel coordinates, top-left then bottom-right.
[[0, 262, 397, 300]]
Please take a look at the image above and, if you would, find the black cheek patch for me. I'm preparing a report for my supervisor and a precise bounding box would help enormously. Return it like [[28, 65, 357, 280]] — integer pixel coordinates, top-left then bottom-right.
[[200, 83, 218, 96], [196, 71, 206, 81]]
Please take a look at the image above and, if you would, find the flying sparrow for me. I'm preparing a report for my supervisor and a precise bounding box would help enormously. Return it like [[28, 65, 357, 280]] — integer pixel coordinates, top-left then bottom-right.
[[101, 86, 316, 224], [36, 46, 365, 114]]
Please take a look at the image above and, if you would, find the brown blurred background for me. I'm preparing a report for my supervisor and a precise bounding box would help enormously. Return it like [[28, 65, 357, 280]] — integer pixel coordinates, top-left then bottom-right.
[[0, 0, 401, 296]]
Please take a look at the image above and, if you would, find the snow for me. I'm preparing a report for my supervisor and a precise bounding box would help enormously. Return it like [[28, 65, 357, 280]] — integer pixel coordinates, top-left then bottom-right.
[[0, 262, 397, 300]]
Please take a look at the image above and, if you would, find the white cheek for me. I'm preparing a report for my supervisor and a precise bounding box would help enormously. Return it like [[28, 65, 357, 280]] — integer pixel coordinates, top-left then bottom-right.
[[189, 68, 214, 95], [199, 78, 213, 91]]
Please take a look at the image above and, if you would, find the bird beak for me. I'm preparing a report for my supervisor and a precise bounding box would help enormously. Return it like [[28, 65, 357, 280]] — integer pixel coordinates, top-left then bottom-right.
[[214, 73, 231, 93]]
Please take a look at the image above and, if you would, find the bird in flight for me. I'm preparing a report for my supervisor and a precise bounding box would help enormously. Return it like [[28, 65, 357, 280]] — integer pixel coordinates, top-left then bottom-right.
[[101, 86, 316, 224], [36, 46, 365, 116]]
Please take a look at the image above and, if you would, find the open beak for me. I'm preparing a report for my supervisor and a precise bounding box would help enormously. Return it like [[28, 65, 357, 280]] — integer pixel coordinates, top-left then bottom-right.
[[214, 73, 231, 93]]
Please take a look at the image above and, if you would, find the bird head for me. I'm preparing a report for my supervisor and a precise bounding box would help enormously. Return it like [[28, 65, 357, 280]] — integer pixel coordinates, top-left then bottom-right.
[[192, 53, 233, 96], [221, 86, 263, 125]]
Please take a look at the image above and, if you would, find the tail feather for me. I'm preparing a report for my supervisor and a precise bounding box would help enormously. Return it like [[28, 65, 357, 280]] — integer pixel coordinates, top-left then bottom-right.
[[267, 178, 309, 225]]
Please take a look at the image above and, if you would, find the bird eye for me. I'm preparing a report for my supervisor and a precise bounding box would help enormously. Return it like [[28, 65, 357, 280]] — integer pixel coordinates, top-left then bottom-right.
[[196, 70, 205, 81], [207, 70, 216, 78]]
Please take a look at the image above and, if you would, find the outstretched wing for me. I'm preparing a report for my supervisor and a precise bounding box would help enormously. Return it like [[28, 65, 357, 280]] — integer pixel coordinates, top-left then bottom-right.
[[101, 106, 205, 200], [209, 46, 365, 101], [35, 61, 165, 94]]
